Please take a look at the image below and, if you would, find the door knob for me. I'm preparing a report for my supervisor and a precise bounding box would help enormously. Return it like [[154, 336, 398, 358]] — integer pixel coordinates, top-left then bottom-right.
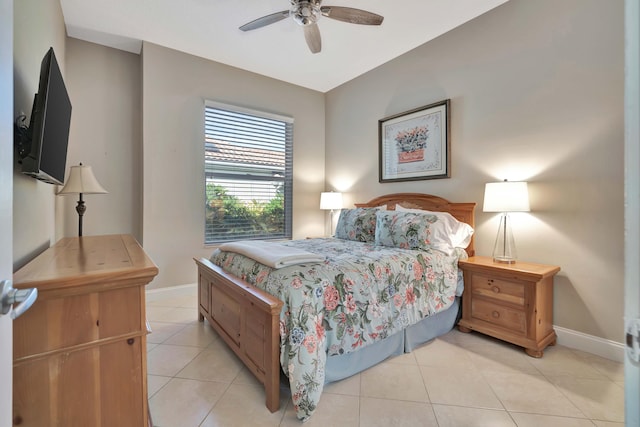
[[1, 280, 38, 319]]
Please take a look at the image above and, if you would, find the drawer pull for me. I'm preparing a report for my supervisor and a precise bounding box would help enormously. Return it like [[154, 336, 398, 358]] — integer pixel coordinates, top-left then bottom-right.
[[127, 338, 135, 345], [492, 286, 500, 294], [492, 311, 500, 319]]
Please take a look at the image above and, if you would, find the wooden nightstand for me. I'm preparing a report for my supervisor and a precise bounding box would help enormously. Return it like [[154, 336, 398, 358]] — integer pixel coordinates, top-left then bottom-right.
[[457, 256, 560, 357]]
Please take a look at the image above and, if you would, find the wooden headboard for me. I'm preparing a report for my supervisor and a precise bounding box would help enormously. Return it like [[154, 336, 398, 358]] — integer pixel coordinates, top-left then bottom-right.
[[354, 193, 476, 257]]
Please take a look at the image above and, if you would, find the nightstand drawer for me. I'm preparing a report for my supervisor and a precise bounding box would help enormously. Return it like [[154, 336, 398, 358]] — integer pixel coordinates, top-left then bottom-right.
[[471, 275, 525, 306], [471, 299, 526, 333]]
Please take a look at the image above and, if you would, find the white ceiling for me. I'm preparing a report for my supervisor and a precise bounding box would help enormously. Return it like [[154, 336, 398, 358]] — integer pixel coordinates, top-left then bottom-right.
[[60, 0, 509, 93]]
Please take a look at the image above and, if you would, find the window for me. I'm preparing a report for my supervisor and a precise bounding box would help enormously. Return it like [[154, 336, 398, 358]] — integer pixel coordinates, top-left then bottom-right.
[[204, 102, 293, 244]]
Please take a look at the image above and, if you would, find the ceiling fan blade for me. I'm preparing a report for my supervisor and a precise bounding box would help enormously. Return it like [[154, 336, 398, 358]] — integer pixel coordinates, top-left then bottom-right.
[[320, 6, 384, 25], [239, 10, 290, 31], [304, 23, 322, 54]]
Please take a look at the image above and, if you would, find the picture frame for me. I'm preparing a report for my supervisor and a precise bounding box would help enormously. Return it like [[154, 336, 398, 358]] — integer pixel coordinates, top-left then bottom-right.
[[379, 99, 450, 183]]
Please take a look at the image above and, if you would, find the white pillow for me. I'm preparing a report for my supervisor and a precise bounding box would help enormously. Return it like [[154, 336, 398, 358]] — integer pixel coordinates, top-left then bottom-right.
[[395, 205, 474, 255]]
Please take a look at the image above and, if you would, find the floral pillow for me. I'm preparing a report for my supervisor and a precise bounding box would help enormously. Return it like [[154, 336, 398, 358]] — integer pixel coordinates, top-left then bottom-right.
[[334, 208, 378, 242], [395, 205, 474, 254], [375, 210, 438, 251]]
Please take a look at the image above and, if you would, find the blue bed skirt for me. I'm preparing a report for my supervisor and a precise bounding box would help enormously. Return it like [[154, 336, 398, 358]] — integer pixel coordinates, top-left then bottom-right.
[[324, 297, 461, 383]]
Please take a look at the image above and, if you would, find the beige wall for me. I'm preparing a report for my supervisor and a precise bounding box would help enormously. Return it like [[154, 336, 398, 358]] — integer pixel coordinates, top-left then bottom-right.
[[12, 0, 624, 345], [12, 0, 67, 270], [62, 38, 142, 241], [325, 0, 624, 342], [141, 42, 326, 289]]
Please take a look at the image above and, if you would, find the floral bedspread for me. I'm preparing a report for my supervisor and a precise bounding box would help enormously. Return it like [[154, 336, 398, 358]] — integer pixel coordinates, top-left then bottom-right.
[[210, 238, 466, 421]]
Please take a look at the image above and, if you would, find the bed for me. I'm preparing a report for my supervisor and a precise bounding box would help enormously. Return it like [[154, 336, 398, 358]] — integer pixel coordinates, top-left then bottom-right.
[[194, 193, 475, 421]]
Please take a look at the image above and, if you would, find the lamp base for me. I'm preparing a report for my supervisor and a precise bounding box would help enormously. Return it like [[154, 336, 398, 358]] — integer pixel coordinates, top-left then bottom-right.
[[328, 209, 335, 237], [492, 256, 517, 264], [491, 213, 518, 264], [76, 193, 85, 237]]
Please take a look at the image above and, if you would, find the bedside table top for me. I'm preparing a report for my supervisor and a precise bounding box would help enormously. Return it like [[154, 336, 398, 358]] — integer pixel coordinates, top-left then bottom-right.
[[459, 256, 560, 279]]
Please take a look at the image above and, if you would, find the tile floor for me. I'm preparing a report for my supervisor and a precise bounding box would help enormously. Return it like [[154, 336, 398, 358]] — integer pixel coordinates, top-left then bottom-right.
[[145, 285, 625, 427]]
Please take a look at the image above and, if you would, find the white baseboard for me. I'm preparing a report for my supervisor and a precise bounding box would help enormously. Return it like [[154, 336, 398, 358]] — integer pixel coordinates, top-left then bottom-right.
[[145, 283, 197, 302], [555, 325, 625, 362]]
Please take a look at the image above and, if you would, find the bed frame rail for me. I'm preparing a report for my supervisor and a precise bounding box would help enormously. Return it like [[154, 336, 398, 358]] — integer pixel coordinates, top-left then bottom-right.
[[194, 257, 283, 412]]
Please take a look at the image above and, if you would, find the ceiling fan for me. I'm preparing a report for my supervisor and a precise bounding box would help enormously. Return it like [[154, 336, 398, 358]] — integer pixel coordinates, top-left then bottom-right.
[[239, 0, 384, 54]]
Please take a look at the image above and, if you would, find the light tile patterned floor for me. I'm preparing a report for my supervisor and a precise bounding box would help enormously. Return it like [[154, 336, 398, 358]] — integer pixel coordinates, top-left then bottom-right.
[[146, 285, 625, 427]]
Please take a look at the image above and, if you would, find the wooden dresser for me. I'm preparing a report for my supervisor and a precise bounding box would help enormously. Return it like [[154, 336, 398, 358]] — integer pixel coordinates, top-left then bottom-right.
[[457, 256, 560, 357], [12, 234, 158, 427]]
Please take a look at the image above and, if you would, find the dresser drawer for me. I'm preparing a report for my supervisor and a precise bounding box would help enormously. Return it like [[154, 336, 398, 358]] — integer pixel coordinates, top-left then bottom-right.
[[471, 274, 525, 306], [471, 298, 526, 334], [13, 293, 99, 359], [14, 286, 143, 359]]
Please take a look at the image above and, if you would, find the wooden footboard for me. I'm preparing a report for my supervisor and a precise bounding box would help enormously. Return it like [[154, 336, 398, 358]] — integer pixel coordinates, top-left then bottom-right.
[[194, 257, 284, 412]]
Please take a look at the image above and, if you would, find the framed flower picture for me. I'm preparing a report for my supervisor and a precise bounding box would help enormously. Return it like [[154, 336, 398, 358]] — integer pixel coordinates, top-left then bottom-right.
[[378, 99, 450, 182]]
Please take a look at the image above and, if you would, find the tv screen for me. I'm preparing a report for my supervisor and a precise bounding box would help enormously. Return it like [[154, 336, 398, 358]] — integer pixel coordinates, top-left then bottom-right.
[[21, 47, 72, 185]]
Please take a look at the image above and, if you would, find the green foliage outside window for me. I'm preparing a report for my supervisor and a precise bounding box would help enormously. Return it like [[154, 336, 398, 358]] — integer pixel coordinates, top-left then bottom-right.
[[205, 183, 285, 242]]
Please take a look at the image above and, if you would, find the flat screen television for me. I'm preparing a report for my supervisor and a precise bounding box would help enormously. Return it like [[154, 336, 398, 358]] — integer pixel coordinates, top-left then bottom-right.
[[19, 47, 72, 185]]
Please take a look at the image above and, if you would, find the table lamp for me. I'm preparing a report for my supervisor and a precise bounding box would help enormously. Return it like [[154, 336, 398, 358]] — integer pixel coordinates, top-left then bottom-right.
[[58, 163, 108, 236], [483, 180, 530, 263], [320, 191, 343, 236]]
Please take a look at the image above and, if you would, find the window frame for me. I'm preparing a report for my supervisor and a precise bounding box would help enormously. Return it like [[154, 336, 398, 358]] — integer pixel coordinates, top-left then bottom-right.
[[204, 100, 293, 245]]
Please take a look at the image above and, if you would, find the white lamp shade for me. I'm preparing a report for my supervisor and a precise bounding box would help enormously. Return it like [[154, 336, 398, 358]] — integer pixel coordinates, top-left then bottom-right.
[[483, 181, 529, 213], [320, 192, 343, 210], [58, 164, 108, 195]]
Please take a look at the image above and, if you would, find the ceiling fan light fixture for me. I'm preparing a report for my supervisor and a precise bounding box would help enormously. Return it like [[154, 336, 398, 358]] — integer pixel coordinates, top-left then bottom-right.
[[240, 0, 384, 54], [291, 0, 321, 26]]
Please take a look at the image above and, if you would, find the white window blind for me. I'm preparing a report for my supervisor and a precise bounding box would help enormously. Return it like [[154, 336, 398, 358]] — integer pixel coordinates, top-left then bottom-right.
[[204, 102, 293, 244]]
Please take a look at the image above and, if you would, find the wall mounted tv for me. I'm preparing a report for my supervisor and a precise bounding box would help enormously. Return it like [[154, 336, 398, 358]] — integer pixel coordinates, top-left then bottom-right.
[[14, 47, 72, 185]]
